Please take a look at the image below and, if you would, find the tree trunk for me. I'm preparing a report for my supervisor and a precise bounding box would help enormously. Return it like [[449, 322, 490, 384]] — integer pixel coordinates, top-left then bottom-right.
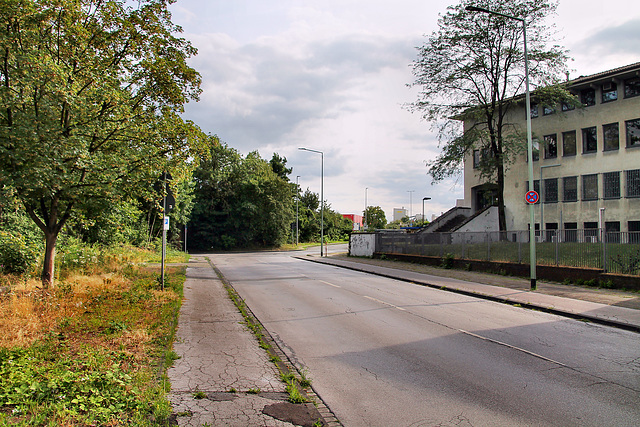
[[41, 230, 58, 287], [496, 159, 507, 232]]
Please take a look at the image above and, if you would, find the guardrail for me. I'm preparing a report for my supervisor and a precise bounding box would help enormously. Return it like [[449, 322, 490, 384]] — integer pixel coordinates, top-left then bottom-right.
[[375, 229, 640, 276]]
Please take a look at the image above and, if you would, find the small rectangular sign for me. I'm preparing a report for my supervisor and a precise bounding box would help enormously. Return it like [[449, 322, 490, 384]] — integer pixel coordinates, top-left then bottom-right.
[[163, 216, 170, 230]]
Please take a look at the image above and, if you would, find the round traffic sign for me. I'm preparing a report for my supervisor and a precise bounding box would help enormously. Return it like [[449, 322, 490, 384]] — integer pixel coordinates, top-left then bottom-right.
[[525, 190, 539, 204]]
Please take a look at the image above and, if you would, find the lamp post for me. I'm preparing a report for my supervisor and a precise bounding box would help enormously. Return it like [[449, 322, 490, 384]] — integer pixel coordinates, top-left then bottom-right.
[[299, 148, 324, 256], [296, 175, 300, 245], [407, 190, 414, 225], [466, 5, 537, 290], [422, 197, 431, 227], [364, 187, 368, 230]]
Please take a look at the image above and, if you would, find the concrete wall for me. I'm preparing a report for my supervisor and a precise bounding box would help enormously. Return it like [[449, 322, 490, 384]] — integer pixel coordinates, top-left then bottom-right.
[[349, 233, 376, 257], [455, 206, 499, 233]]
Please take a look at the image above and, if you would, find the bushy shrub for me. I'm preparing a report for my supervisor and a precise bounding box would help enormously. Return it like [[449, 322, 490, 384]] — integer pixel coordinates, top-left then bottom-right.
[[0, 230, 39, 274]]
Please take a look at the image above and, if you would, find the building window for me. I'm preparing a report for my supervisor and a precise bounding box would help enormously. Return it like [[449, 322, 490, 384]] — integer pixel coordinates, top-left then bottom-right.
[[601, 82, 618, 102], [627, 169, 640, 198], [580, 88, 596, 106], [532, 139, 539, 161], [562, 130, 576, 156], [563, 176, 577, 202], [473, 150, 480, 168], [629, 221, 640, 244], [564, 222, 578, 242], [530, 104, 539, 118], [605, 221, 621, 243], [561, 98, 576, 111], [544, 178, 558, 203], [543, 105, 555, 116], [582, 174, 598, 200], [603, 171, 620, 199], [624, 77, 640, 98], [582, 127, 597, 153], [626, 118, 640, 147], [544, 134, 557, 158], [603, 123, 619, 151], [584, 222, 599, 241]]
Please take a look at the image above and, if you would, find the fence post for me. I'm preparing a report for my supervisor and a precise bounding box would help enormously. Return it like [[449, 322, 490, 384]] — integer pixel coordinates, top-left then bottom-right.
[[554, 230, 560, 267], [487, 232, 491, 261], [602, 231, 608, 272]]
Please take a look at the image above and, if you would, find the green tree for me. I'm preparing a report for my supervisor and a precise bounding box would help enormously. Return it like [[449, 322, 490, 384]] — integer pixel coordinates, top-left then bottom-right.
[[409, 0, 574, 231], [269, 153, 293, 181], [190, 142, 294, 250], [363, 206, 386, 230], [0, 0, 204, 286]]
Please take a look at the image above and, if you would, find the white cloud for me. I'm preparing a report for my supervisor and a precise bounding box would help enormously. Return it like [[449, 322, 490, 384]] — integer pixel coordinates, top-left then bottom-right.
[[171, 0, 640, 221]]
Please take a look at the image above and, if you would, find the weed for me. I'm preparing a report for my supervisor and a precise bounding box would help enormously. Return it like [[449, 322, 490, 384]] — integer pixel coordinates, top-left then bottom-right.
[[193, 391, 207, 399], [228, 387, 237, 393], [313, 419, 324, 427], [285, 379, 307, 404], [585, 278, 599, 287], [441, 253, 454, 269], [269, 355, 281, 363], [562, 278, 572, 286], [299, 370, 312, 388], [247, 388, 261, 395], [600, 280, 615, 289]]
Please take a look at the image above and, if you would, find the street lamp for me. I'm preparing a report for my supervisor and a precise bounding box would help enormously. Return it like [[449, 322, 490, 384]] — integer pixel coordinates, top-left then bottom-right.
[[422, 197, 431, 227], [296, 175, 300, 245], [299, 147, 324, 256], [407, 190, 414, 225], [466, 5, 537, 290], [364, 187, 368, 230]]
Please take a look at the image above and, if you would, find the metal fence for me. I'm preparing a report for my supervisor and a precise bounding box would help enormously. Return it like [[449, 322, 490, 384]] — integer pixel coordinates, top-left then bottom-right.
[[376, 229, 640, 276]]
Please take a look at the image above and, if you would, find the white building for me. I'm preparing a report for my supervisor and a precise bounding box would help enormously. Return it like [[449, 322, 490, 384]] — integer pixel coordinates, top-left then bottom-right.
[[461, 62, 640, 237]]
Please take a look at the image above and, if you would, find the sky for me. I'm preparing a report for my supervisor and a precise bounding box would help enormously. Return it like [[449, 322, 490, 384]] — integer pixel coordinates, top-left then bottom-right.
[[168, 0, 639, 222]]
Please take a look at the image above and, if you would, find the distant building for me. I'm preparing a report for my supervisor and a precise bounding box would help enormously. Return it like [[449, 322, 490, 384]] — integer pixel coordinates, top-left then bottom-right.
[[393, 208, 407, 222], [342, 214, 364, 231], [461, 62, 640, 236]]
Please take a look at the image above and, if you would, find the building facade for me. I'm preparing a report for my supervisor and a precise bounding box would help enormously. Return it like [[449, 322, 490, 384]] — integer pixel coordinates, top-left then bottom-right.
[[462, 62, 640, 236]]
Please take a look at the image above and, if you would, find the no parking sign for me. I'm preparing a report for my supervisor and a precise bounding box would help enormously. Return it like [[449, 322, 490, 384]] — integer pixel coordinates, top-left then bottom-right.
[[525, 190, 539, 204]]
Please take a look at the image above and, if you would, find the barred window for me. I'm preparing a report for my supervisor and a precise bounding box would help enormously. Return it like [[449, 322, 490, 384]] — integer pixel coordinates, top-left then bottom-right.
[[627, 169, 640, 197], [563, 176, 577, 202], [582, 174, 598, 200], [544, 178, 558, 203], [603, 171, 620, 199], [603, 123, 619, 151]]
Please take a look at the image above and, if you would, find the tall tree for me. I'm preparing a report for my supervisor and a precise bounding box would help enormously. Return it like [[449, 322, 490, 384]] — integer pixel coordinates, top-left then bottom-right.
[[363, 206, 386, 230], [190, 142, 294, 250], [409, 0, 573, 231], [269, 153, 292, 181], [0, 0, 204, 286]]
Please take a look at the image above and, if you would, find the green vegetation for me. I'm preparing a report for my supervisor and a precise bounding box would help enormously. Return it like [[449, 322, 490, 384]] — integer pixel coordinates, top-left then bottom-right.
[[0, 0, 206, 287], [0, 243, 186, 425]]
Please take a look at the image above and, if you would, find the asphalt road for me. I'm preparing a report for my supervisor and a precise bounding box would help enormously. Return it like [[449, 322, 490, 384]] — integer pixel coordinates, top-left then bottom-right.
[[208, 247, 640, 427]]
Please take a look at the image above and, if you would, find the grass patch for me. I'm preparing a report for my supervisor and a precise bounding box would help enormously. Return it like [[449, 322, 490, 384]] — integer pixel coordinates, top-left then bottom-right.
[[0, 245, 186, 426]]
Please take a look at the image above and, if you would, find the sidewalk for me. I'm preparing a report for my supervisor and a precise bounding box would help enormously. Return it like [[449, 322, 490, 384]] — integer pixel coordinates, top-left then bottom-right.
[[167, 256, 329, 426], [299, 254, 640, 333]]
